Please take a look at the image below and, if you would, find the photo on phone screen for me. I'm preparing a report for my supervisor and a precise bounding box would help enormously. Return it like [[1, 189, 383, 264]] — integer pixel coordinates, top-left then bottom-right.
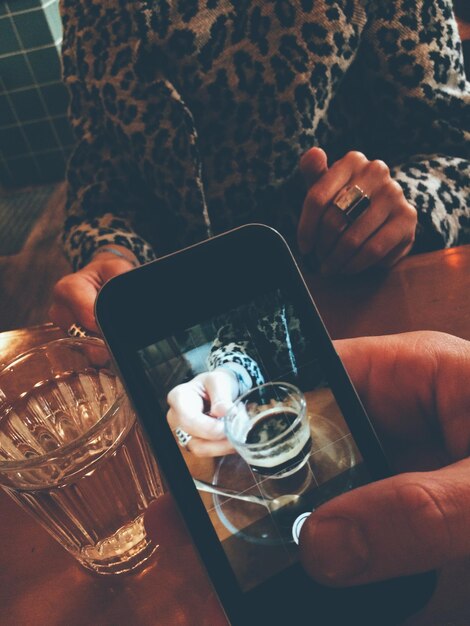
[[137, 287, 372, 593]]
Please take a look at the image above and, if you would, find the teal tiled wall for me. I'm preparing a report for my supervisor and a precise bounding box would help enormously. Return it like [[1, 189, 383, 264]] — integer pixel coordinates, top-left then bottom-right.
[[0, 0, 75, 188]]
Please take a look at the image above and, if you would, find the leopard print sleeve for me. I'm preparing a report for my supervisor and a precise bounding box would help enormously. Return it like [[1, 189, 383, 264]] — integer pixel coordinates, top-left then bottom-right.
[[207, 322, 265, 389], [61, 1, 214, 271], [60, 2, 158, 270], [357, 0, 470, 248], [391, 155, 470, 250]]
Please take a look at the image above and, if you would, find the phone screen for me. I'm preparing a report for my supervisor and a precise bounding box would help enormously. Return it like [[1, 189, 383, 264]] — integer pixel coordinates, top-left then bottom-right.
[[137, 287, 372, 593]]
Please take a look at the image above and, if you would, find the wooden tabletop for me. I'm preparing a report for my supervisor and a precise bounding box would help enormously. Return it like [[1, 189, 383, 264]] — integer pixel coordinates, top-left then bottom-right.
[[308, 245, 470, 341], [1, 245, 470, 626]]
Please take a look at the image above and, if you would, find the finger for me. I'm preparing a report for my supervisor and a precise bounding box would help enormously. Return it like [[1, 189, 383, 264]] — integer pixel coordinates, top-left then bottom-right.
[[48, 302, 79, 333], [376, 228, 417, 269], [335, 330, 470, 459], [332, 216, 413, 275], [185, 435, 235, 458], [343, 230, 413, 275], [316, 163, 392, 261], [312, 204, 350, 262], [49, 274, 100, 332], [203, 370, 237, 418], [50, 256, 136, 333], [167, 402, 226, 440], [333, 333, 438, 442], [321, 187, 414, 275], [300, 459, 470, 586], [297, 151, 368, 255], [299, 147, 328, 188]]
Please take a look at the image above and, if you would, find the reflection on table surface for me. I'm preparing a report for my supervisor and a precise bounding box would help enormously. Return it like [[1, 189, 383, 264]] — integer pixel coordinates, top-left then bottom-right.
[[2, 246, 470, 625]]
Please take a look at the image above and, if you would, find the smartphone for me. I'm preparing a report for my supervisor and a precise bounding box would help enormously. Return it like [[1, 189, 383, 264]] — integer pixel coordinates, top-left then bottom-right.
[[96, 224, 435, 625]]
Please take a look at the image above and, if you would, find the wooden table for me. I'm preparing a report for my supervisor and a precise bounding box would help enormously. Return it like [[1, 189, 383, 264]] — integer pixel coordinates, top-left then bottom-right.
[[1, 245, 470, 626]]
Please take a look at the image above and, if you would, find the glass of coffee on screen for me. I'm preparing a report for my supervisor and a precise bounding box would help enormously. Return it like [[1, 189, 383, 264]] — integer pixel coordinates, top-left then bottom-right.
[[224, 382, 312, 479]]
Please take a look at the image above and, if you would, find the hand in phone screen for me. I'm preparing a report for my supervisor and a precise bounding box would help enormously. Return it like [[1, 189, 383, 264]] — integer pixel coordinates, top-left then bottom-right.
[[138, 288, 371, 592]]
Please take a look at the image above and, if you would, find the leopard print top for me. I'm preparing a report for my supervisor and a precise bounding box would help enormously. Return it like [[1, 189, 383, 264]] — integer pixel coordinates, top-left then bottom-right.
[[207, 294, 310, 389], [60, 0, 470, 270]]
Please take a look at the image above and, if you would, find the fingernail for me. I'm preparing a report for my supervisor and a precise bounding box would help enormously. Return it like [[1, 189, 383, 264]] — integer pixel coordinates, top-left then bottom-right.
[[302, 517, 369, 584]]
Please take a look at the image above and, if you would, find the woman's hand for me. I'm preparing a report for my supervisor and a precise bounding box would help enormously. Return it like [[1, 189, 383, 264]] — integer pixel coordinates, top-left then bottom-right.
[[49, 246, 138, 333], [167, 369, 239, 457], [297, 148, 417, 274]]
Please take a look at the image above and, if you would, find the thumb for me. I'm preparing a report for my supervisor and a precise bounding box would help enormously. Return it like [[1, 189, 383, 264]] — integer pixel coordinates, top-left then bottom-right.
[[50, 258, 134, 333], [299, 147, 328, 187], [299, 459, 470, 586], [50, 273, 101, 332], [204, 370, 237, 418]]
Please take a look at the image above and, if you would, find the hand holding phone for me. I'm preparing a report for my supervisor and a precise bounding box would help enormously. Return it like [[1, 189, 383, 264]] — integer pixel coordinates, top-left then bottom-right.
[[301, 330, 470, 588], [96, 225, 436, 625]]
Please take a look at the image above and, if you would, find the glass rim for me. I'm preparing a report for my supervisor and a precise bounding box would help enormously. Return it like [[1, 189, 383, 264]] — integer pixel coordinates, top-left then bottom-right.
[[0, 336, 125, 473], [0, 336, 106, 375], [224, 381, 306, 449]]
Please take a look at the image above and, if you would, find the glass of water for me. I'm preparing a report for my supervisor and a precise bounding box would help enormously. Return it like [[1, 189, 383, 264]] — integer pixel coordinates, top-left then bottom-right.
[[224, 382, 311, 479], [0, 337, 164, 575]]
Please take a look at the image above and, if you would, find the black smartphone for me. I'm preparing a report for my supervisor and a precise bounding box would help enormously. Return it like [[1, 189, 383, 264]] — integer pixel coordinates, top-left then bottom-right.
[[96, 224, 435, 626]]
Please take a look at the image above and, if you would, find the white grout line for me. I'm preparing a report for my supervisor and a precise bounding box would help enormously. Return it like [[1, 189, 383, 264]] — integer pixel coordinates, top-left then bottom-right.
[[2, 0, 58, 20], [6, 6, 68, 161], [0, 72, 42, 177], [0, 113, 70, 132], [0, 38, 62, 60], [6, 144, 74, 161], [0, 78, 64, 95]]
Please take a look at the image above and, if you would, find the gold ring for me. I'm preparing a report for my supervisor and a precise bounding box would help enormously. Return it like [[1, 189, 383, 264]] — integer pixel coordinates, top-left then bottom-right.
[[332, 184, 370, 222]]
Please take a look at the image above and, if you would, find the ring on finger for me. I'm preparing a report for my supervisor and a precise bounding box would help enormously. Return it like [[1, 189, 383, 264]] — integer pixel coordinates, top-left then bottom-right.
[[67, 323, 89, 338], [332, 184, 370, 224], [175, 427, 193, 450]]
